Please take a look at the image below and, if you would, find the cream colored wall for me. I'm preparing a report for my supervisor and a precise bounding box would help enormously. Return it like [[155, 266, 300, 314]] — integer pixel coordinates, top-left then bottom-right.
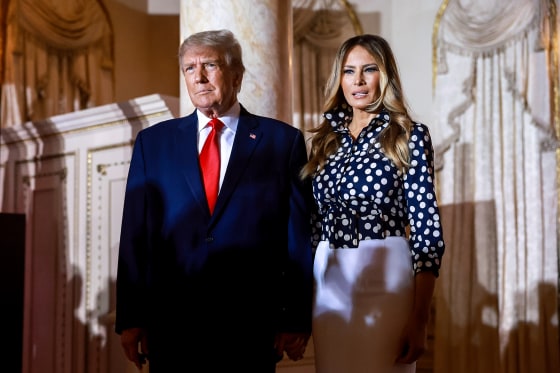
[[1, 2, 443, 372], [106, 0, 441, 128], [354, 0, 441, 127], [105, 0, 180, 103]]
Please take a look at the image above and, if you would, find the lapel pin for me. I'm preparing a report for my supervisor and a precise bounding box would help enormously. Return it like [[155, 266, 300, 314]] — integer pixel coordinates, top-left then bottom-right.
[[249, 133, 256, 139]]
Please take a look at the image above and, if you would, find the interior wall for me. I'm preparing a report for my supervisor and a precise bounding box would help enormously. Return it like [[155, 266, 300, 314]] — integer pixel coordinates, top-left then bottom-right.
[[355, 0, 441, 127], [104, 0, 441, 128], [105, 0, 180, 103], [3, 0, 440, 127]]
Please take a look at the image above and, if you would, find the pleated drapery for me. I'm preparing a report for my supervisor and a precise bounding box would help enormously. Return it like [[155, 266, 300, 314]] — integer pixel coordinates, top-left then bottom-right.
[[291, 0, 362, 150], [0, 0, 114, 128], [432, 0, 560, 372]]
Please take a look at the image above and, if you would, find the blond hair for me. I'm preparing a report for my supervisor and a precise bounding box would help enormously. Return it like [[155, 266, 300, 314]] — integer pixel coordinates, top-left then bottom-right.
[[301, 34, 413, 179]]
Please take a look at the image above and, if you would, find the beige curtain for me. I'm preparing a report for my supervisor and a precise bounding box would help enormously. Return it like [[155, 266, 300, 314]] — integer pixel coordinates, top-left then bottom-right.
[[292, 0, 361, 149], [432, 0, 560, 372], [0, 0, 114, 128]]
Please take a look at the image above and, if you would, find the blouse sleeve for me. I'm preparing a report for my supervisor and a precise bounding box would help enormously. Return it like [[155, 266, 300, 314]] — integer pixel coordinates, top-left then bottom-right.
[[404, 123, 445, 276]]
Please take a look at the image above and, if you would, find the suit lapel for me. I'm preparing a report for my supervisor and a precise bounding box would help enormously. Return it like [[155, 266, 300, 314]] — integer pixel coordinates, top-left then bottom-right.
[[212, 109, 262, 217], [175, 112, 210, 216]]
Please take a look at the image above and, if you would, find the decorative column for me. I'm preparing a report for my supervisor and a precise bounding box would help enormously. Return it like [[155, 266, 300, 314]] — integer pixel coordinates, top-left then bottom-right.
[[179, 0, 293, 124]]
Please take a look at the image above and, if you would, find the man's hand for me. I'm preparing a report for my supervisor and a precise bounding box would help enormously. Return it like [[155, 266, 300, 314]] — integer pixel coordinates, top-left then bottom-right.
[[121, 327, 149, 370], [275, 332, 310, 361]]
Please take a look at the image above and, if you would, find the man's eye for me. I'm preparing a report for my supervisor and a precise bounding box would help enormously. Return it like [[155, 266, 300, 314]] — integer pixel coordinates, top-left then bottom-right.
[[184, 66, 194, 73], [204, 63, 218, 71]]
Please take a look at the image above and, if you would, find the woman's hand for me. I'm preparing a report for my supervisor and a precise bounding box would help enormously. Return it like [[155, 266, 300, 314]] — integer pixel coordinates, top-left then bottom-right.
[[395, 318, 428, 364]]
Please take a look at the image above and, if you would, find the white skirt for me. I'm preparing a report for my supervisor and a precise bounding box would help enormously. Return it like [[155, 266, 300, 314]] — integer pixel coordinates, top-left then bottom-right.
[[312, 237, 416, 373]]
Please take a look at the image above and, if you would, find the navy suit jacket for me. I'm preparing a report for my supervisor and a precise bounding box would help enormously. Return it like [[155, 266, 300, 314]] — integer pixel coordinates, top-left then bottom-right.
[[115, 105, 314, 369]]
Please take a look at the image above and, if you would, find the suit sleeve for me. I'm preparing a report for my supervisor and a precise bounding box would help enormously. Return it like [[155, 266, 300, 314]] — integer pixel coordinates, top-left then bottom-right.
[[279, 128, 314, 333], [115, 132, 149, 334]]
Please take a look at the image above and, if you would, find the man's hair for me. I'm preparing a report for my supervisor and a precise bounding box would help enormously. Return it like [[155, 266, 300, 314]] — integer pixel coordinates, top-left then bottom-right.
[[178, 29, 246, 77]]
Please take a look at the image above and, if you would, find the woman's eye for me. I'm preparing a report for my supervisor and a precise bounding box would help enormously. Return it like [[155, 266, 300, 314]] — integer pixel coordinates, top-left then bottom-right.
[[343, 69, 354, 75]]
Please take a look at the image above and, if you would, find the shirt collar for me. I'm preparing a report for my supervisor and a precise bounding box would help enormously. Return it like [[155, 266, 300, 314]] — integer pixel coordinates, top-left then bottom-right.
[[323, 104, 389, 133], [197, 101, 241, 133], [323, 103, 353, 133]]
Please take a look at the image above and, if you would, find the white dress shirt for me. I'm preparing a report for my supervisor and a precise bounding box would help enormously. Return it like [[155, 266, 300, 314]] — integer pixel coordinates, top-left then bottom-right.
[[196, 102, 240, 191]]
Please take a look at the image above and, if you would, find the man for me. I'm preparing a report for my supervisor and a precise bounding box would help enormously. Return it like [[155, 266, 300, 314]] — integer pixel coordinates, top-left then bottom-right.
[[115, 29, 313, 372]]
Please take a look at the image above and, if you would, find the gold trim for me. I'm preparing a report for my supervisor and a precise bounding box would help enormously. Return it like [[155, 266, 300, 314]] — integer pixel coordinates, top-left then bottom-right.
[[86, 151, 92, 314], [338, 0, 363, 35], [13, 152, 74, 211], [97, 164, 108, 176], [432, 0, 450, 92], [432, 0, 450, 200], [548, 0, 559, 133], [548, 0, 560, 306], [85, 141, 133, 313]]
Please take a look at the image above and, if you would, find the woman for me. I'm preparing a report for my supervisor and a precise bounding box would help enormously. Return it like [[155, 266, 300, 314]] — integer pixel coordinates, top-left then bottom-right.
[[301, 34, 445, 373]]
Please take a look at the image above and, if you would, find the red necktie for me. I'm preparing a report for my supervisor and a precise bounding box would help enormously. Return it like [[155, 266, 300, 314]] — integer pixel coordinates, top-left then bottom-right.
[[199, 118, 223, 213]]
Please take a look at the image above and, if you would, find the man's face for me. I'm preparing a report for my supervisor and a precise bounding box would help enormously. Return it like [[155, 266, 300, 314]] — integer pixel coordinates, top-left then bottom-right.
[[181, 46, 241, 117]]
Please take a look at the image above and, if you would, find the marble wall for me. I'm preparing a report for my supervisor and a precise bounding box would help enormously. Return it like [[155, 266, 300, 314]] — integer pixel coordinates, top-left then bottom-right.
[[179, 0, 293, 123]]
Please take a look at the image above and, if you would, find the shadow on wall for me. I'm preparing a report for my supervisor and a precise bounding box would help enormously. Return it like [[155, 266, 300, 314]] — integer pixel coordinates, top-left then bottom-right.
[[92, 276, 146, 373], [434, 200, 560, 372]]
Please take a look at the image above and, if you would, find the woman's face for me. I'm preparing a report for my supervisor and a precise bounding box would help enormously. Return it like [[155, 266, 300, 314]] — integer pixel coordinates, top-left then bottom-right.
[[340, 45, 381, 111]]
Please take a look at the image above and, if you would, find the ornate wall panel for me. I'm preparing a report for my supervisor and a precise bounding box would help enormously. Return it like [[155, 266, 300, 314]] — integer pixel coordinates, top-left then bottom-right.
[[0, 94, 179, 373]]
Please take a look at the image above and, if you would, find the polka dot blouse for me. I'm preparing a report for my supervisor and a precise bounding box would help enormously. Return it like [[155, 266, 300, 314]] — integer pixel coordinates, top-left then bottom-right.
[[312, 106, 445, 276]]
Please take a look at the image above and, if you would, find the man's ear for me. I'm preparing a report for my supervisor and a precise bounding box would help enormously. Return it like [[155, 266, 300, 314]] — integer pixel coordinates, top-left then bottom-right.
[[233, 73, 243, 92]]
